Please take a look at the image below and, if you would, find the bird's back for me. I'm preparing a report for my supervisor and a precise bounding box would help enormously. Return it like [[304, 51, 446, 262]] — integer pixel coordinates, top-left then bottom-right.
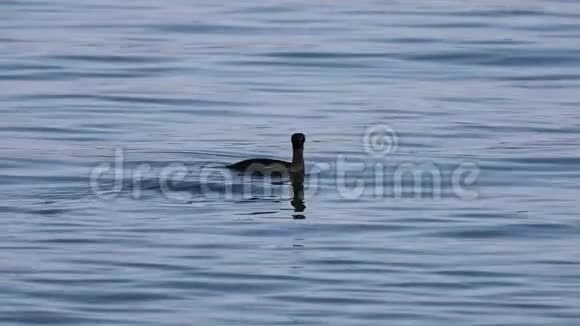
[[226, 158, 291, 172]]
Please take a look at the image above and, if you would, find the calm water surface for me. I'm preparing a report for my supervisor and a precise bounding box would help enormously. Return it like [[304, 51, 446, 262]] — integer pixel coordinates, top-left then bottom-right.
[[1, 1, 580, 325]]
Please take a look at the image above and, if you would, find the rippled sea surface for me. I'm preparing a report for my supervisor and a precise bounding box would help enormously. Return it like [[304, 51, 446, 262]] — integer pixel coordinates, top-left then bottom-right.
[[1, 1, 580, 325]]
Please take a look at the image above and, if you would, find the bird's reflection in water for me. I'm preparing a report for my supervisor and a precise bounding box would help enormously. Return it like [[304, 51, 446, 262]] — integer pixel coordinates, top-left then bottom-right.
[[236, 165, 306, 219], [290, 172, 306, 219]]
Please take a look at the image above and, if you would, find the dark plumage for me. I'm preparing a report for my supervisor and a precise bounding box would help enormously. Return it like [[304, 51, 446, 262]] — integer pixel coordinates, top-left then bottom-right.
[[227, 133, 306, 175], [226, 159, 290, 171]]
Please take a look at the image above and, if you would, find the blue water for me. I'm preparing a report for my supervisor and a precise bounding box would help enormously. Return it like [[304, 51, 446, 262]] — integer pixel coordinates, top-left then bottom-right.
[[1, 1, 580, 325]]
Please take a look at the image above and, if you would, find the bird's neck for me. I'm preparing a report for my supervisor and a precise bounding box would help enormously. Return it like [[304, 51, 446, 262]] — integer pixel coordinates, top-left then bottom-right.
[[291, 147, 304, 173]]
